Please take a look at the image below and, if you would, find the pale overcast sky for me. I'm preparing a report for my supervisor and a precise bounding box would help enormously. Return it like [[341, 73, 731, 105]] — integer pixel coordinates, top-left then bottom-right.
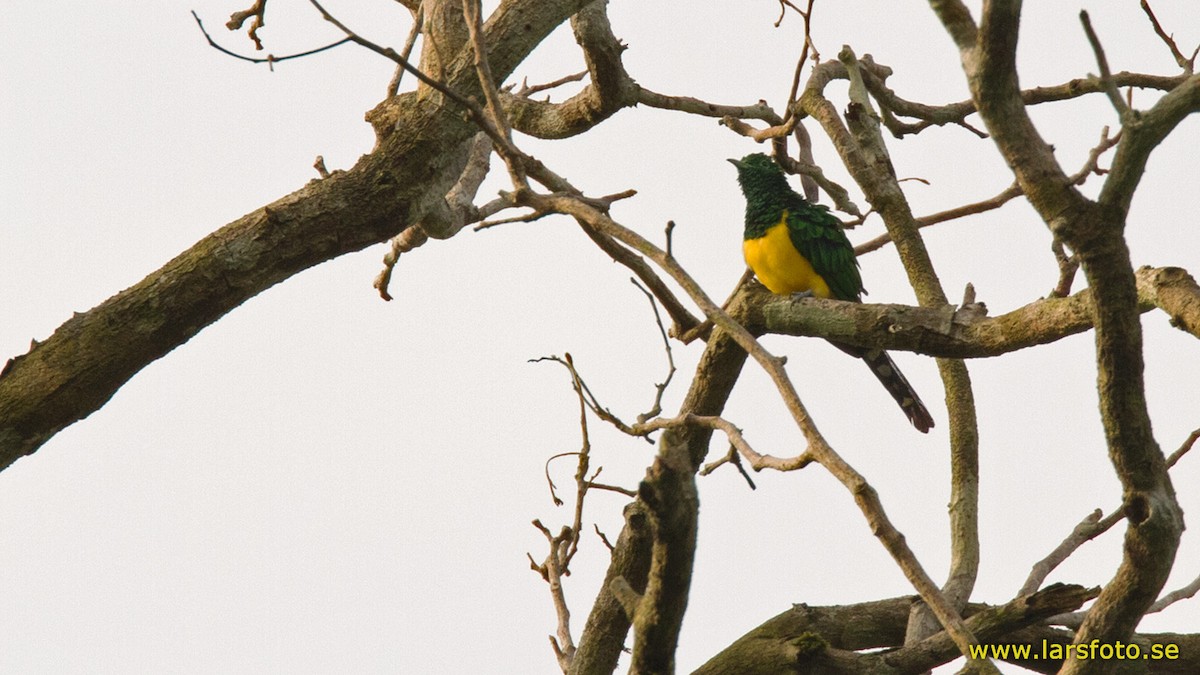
[[3, 1, 1199, 673]]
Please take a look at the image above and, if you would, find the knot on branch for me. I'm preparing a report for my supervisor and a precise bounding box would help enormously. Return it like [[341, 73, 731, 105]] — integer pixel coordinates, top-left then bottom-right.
[[1023, 582, 1101, 614]]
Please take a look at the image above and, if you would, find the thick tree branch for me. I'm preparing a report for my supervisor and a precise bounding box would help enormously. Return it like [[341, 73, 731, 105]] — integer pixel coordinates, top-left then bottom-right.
[[929, 1, 1187, 668], [622, 429, 699, 674], [0, 0, 598, 471], [800, 48, 984, 656], [695, 585, 1099, 675], [570, 291, 757, 675], [1096, 73, 1200, 217], [756, 265, 1198, 360]]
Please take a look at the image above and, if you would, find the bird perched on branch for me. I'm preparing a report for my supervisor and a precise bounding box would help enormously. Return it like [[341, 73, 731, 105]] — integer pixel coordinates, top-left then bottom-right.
[[728, 153, 935, 433]]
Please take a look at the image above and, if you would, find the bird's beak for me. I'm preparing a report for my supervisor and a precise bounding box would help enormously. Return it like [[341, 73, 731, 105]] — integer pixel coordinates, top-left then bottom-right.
[[727, 158, 742, 169]]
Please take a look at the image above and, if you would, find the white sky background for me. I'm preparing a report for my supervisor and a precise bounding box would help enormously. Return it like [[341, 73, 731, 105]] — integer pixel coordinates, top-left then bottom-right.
[[2, 1, 1198, 672]]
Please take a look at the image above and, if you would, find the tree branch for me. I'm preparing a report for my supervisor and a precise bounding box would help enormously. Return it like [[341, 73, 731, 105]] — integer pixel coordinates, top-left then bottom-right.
[[695, 585, 1099, 675], [0, 0, 599, 471], [932, 1, 1187, 667]]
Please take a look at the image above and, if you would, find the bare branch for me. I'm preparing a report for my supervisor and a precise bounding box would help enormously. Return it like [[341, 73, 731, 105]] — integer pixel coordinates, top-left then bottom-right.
[[1019, 509, 1107, 597], [720, 113, 797, 143], [312, 155, 330, 179], [526, 347, 643, 672], [855, 182, 1021, 256], [226, 0, 268, 50], [1140, 0, 1198, 73], [1080, 11, 1132, 120], [463, 0, 524, 186], [630, 280, 677, 426], [386, 5, 425, 97], [310, 0, 472, 110], [192, 10, 352, 68], [780, 0, 818, 122], [528, 517, 578, 672], [373, 132, 494, 301], [637, 88, 782, 123], [1049, 238, 1081, 299], [773, 152, 863, 217], [698, 446, 757, 490], [494, 3, 637, 141], [1023, 428, 1197, 604], [517, 70, 588, 97], [1146, 573, 1200, 614]]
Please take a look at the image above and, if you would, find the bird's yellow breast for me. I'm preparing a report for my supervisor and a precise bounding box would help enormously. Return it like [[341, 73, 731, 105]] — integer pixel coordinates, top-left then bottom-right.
[[743, 218, 831, 297]]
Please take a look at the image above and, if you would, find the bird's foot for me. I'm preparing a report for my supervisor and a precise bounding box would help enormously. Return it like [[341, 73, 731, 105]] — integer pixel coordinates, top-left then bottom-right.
[[789, 290, 815, 300]]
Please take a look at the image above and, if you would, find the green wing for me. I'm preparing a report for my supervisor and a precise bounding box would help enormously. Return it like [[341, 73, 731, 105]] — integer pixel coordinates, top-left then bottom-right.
[[784, 197, 863, 302]]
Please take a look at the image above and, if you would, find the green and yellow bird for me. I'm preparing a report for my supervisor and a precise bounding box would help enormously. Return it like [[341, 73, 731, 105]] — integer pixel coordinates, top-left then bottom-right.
[[729, 153, 935, 433]]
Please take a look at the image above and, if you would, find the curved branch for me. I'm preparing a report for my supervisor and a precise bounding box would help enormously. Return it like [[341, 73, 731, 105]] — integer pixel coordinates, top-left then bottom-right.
[[502, 0, 639, 139]]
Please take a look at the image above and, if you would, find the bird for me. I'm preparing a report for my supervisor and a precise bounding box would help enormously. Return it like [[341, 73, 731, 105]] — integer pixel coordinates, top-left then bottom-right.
[[728, 152, 935, 433]]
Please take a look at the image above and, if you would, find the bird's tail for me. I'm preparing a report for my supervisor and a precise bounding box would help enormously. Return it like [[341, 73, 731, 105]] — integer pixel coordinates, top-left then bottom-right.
[[831, 341, 935, 433]]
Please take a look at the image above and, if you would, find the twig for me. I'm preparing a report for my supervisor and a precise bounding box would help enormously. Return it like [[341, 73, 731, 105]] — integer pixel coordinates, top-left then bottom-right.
[[474, 208, 550, 230], [594, 524, 615, 553], [1146, 572, 1200, 614], [462, 0, 525, 186], [574, 221, 702, 339], [636, 88, 781, 124], [677, 269, 754, 345], [1080, 11, 1133, 120], [527, 349, 626, 672], [531, 355, 642, 441], [1139, 0, 1198, 73], [534, 352, 806, 478], [386, 4, 425, 97], [1050, 238, 1080, 298], [720, 114, 797, 143], [372, 227, 427, 301], [773, 0, 806, 28], [373, 133, 496, 301], [631, 279, 677, 426], [637, 413, 813, 474], [226, 0, 268, 50], [1018, 509, 1105, 597], [308, 0, 496, 138], [528, 519, 578, 672], [855, 183, 1021, 255], [543, 451, 576, 507], [192, 10, 351, 68], [1021, 428, 1199, 598], [857, 125, 1119, 257], [781, 0, 818, 123], [772, 153, 863, 217], [724, 116, 856, 210], [312, 155, 330, 179], [517, 70, 588, 97], [586, 481, 638, 499], [789, 107, 820, 200], [698, 446, 757, 490], [1167, 427, 1200, 467], [1067, 126, 1122, 186]]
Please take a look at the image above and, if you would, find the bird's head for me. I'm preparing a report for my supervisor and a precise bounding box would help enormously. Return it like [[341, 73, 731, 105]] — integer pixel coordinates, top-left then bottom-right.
[[728, 153, 790, 197]]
